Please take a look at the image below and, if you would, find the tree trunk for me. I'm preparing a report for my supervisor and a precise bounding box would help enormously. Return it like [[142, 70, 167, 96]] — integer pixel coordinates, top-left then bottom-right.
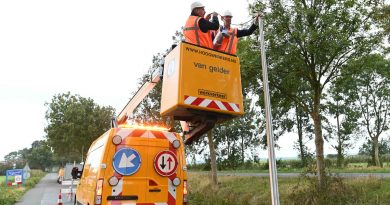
[[336, 102, 343, 168], [207, 130, 219, 191], [241, 136, 245, 164], [372, 137, 381, 167], [296, 106, 306, 167], [313, 111, 326, 189], [337, 146, 343, 168], [312, 88, 326, 189]]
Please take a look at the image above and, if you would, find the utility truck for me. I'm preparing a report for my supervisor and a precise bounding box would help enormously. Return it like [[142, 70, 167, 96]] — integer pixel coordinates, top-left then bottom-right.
[[73, 42, 244, 205]]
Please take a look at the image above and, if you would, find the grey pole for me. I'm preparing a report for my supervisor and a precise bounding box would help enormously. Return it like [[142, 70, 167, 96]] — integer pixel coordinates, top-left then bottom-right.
[[258, 13, 280, 205]]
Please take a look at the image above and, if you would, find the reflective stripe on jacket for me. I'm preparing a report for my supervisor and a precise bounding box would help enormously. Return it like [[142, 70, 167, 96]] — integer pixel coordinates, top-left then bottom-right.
[[217, 27, 238, 55], [183, 16, 213, 49]]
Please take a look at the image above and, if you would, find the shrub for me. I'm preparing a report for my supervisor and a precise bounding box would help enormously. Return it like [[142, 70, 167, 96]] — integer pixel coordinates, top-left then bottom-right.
[[288, 175, 358, 205]]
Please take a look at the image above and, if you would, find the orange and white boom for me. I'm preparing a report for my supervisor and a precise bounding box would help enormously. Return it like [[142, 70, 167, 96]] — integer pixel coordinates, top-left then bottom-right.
[[116, 67, 163, 125]]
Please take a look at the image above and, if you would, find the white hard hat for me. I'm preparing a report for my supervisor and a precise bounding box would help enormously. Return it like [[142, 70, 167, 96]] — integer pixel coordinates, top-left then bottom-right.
[[222, 10, 233, 17], [191, 1, 204, 11]]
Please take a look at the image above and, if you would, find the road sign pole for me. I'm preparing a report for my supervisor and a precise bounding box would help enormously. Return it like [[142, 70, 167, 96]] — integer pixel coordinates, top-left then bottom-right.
[[258, 13, 280, 205]]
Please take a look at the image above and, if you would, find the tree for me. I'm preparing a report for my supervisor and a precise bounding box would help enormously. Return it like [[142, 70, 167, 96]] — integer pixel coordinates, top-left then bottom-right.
[[3, 141, 54, 171], [207, 130, 218, 191], [45, 92, 115, 162], [294, 105, 314, 167], [326, 83, 360, 168], [132, 53, 168, 126], [373, 4, 390, 42], [246, 0, 384, 188], [359, 138, 390, 157], [212, 97, 263, 168], [4, 151, 23, 168], [27, 140, 54, 170], [336, 54, 390, 166]]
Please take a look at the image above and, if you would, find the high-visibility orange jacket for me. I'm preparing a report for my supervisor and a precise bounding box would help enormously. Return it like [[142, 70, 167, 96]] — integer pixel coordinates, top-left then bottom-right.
[[183, 16, 214, 49], [217, 27, 238, 55]]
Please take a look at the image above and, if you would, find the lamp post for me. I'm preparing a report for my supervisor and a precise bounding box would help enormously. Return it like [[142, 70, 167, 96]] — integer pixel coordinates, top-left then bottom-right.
[[258, 13, 280, 205]]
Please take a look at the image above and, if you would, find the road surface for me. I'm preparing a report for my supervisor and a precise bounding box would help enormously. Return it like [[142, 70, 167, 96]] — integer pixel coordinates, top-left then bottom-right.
[[14, 173, 75, 205]]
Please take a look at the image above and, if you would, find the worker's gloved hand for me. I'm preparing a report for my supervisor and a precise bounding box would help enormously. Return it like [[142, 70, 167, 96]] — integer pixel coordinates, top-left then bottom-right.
[[254, 13, 261, 26], [205, 13, 212, 20], [213, 32, 223, 48], [254, 16, 259, 25], [221, 29, 230, 38]]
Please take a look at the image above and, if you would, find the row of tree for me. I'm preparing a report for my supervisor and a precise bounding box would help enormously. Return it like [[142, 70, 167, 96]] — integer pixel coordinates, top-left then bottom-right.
[[243, 0, 389, 189], [132, 0, 390, 190], [1, 140, 52, 174], [1, 93, 115, 173]]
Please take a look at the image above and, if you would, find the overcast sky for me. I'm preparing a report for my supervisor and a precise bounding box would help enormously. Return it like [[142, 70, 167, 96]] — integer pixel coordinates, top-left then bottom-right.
[[0, 0, 363, 161]]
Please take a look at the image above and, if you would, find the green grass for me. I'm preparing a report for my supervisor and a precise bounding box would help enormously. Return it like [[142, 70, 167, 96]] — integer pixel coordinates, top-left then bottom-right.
[[196, 167, 390, 174], [189, 161, 390, 173], [217, 168, 303, 173], [0, 176, 5, 184], [188, 172, 390, 205]]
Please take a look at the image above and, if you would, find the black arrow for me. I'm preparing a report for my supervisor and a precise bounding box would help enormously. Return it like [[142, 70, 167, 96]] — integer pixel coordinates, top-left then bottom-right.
[[160, 156, 166, 169]]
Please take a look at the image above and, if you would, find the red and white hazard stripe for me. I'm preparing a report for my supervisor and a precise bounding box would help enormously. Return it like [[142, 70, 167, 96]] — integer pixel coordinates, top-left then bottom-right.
[[184, 95, 240, 112], [112, 128, 178, 205]]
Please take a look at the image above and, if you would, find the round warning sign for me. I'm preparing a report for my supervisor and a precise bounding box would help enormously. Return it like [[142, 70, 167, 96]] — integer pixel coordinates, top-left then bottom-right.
[[154, 150, 178, 176], [14, 175, 22, 183], [112, 147, 141, 176]]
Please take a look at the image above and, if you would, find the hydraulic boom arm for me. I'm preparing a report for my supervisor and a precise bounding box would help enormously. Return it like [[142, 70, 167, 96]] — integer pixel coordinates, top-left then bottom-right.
[[116, 67, 163, 125]]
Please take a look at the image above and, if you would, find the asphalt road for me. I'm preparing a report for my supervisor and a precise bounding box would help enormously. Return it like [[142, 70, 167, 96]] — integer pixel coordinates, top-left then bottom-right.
[[14, 173, 75, 205]]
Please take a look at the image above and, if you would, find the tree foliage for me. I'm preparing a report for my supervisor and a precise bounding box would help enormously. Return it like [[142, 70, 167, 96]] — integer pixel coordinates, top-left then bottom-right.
[[243, 0, 385, 188], [359, 138, 390, 157], [27, 140, 54, 170], [213, 98, 262, 169], [335, 54, 390, 166], [326, 82, 360, 167], [45, 92, 115, 162], [2, 140, 55, 171]]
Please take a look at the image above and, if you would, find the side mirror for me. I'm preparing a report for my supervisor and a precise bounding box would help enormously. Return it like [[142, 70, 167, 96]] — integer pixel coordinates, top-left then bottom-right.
[[71, 167, 80, 179]]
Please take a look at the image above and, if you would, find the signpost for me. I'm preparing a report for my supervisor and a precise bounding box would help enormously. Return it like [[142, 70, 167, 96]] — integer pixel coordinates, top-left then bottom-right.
[[5, 169, 24, 187]]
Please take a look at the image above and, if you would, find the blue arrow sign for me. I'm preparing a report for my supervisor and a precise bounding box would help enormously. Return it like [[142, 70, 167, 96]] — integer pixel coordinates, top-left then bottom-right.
[[112, 148, 141, 176]]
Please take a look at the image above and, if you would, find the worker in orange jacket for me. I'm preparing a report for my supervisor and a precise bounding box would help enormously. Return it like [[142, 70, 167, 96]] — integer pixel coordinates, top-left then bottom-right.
[[213, 10, 259, 55], [183, 1, 219, 49]]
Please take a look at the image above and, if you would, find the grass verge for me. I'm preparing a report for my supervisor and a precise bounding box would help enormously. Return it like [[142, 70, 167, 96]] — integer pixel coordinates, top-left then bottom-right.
[[0, 176, 5, 184], [188, 172, 390, 205]]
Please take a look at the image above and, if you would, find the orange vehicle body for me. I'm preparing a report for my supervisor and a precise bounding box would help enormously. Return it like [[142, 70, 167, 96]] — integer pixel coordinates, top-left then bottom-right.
[[75, 125, 188, 205]]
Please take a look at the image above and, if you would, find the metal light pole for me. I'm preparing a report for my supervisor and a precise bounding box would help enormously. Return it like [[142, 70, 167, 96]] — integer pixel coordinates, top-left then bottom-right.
[[258, 13, 280, 205]]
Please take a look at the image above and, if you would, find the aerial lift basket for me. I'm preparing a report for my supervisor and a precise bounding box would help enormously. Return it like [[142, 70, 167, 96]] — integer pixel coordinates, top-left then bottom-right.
[[160, 42, 244, 143]]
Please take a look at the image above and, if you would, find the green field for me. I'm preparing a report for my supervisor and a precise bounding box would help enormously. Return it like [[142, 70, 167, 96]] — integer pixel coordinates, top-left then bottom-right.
[[188, 172, 390, 205], [0, 176, 5, 184]]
